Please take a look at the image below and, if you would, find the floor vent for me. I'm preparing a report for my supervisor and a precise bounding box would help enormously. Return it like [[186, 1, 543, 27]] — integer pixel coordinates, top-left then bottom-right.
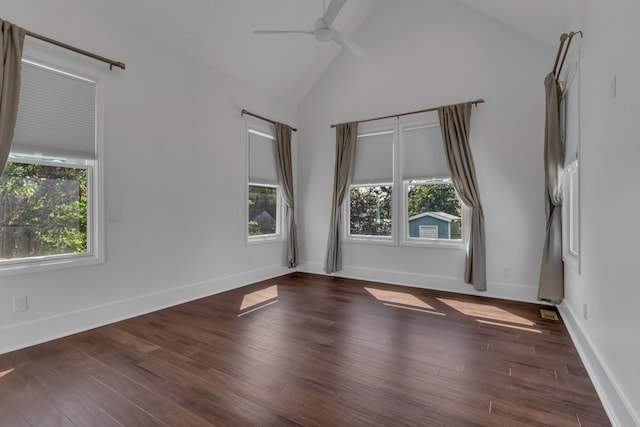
[[540, 309, 559, 321]]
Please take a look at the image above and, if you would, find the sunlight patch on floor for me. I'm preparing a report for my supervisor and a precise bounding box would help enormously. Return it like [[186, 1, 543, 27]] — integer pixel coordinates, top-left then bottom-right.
[[437, 298, 536, 326], [476, 319, 542, 333], [238, 285, 278, 316], [238, 300, 278, 317], [0, 368, 15, 379], [365, 287, 435, 310], [383, 303, 446, 316]]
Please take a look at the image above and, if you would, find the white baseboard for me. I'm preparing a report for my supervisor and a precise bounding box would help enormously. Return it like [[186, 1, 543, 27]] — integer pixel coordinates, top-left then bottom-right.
[[0, 265, 292, 355], [298, 261, 539, 303], [558, 304, 639, 427]]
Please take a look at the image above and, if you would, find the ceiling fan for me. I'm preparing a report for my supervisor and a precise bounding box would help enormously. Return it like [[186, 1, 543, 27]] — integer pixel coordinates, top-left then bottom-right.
[[253, 0, 366, 56]]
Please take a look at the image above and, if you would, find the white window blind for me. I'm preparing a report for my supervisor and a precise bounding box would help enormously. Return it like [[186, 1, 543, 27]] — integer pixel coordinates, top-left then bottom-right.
[[352, 131, 393, 185], [563, 63, 579, 167], [248, 128, 277, 185], [12, 60, 97, 159], [402, 124, 449, 180]]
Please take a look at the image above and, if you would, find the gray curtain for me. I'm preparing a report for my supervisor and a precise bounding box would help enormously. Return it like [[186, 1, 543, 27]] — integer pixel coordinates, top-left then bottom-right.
[[538, 73, 564, 303], [0, 19, 25, 175], [438, 103, 486, 291], [324, 122, 358, 274], [274, 122, 298, 268]]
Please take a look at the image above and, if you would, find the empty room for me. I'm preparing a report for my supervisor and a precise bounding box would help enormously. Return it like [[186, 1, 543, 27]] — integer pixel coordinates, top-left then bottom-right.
[[0, 0, 638, 425]]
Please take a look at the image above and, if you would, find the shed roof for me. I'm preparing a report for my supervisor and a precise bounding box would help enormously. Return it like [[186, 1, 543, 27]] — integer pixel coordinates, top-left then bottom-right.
[[408, 211, 460, 223]]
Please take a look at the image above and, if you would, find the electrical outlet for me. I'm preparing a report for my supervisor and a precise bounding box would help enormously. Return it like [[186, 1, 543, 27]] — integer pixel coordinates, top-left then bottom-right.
[[612, 75, 617, 98], [501, 265, 510, 277], [13, 295, 28, 312], [109, 210, 122, 222], [583, 303, 588, 320]]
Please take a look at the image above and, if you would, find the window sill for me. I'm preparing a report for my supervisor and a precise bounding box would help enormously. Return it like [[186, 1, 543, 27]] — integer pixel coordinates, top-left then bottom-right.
[[401, 239, 466, 250], [0, 253, 103, 277], [343, 236, 396, 246], [247, 235, 284, 245]]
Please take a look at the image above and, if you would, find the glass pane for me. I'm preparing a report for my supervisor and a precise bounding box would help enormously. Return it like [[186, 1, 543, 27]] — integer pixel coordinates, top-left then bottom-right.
[[248, 184, 278, 236], [0, 162, 88, 260], [349, 185, 392, 237], [407, 181, 462, 240]]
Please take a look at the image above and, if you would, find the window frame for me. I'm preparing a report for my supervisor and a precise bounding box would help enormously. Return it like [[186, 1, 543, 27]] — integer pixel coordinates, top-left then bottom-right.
[[246, 124, 284, 245], [0, 50, 104, 276], [247, 182, 283, 243], [344, 124, 397, 245], [401, 178, 467, 249], [399, 120, 466, 249], [342, 118, 467, 250], [560, 56, 580, 272], [345, 182, 395, 244]]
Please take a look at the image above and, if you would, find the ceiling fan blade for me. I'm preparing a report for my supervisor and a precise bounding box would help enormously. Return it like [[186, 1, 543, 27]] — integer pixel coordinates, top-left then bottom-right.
[[323, 0, 347, 26], [333, 31, 366, 56], [254, 30, 313, 35]]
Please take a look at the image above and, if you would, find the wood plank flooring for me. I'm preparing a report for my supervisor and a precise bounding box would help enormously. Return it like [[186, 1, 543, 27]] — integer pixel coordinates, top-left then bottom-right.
[[0, 273, 610, 426]]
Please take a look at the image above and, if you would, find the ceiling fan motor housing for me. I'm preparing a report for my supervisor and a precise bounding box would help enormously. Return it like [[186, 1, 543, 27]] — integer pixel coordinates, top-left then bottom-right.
[[313, 18, 334, 42]]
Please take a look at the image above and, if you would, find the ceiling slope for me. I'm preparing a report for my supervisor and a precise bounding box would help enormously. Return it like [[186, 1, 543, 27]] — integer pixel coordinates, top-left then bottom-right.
[[85, 0, 378, 104], [83, 0, 585, 105]]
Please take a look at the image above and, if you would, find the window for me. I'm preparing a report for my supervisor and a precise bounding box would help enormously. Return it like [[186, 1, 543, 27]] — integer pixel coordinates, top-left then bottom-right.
[[344, 118, 465, 248], [0, 58, 102, 275], [561, 59, 580, 268], [1, 160, 89, 258], [402, 123, 463, 245], [347, 129, 394, 241], [247, 127, 281, 242], [248, 184, 279, 236], [349, 185, 392, 237]]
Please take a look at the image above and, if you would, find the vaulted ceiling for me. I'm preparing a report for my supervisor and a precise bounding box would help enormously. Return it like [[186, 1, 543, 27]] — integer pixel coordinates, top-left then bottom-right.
[[84, 0, 585, 104]]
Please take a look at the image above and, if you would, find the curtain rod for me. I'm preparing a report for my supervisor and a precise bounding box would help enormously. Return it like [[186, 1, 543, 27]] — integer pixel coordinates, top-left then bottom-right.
[[25, 29, 126, 70], [241, 109, 298, 132], [330, 98, 485, 128], [553, 30, 582, 78]]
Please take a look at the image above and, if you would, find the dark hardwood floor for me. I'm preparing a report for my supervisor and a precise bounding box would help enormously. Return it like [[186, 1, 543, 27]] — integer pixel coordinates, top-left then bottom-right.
[[0, 273, 610, 426]]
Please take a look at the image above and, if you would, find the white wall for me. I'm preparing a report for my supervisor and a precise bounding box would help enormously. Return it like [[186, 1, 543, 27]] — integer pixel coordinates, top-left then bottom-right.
[[560, 0, 640, 425], [297, 0, 552, 303], [0, 0, 296, 354]]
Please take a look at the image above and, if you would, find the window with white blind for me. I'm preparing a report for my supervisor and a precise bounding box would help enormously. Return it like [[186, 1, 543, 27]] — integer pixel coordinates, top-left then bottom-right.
[[343, 117, 466, 248], [562, 59, 580, 269], [247, 126, 282, 242], [0, 58, 103, 275], [347, 129, 394, 241], [401, 122, 463, 245]]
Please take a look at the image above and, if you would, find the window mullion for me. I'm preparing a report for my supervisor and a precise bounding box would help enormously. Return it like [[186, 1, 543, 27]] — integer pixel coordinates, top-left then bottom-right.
[[392, 124, 400, 244]]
